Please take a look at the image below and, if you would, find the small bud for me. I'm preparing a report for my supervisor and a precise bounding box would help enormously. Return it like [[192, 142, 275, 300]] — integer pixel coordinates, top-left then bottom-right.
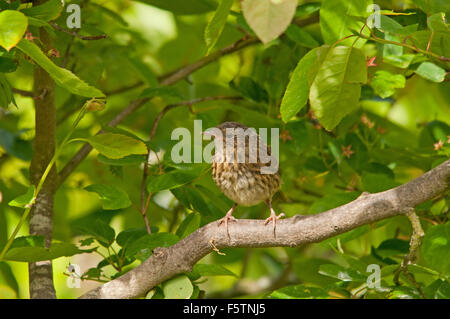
[[48, 48, 60, 58], [86, 99, 106, 112]]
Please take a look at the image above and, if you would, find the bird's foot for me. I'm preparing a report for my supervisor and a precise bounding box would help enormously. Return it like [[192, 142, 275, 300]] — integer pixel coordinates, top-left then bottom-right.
[[264, 211, 285, 237], [218, 205, 237, 239]]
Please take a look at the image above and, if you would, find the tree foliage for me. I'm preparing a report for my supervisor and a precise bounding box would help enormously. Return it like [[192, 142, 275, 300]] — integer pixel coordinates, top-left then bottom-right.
[[0, 0, 449, 299]]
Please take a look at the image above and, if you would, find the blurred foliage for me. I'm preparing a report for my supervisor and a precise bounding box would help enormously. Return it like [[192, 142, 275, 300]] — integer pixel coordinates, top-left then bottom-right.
[[0, 0, 449, 299]]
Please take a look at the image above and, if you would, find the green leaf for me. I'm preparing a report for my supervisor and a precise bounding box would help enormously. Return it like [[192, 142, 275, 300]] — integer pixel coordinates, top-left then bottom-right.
[[116, 228, 148, 248], [0, 262, 19, 296], [309, 46, 367, 130], [285, 24, 319, 48], [0, 74, 16, 108], [421, 222, 450, 274], [139, 86, 184, 100], [137, 0, 217, 15], [370, 70, 406, 98], [379, 15, 417, 35], [412, 0, 450, 15], [74, 220, 116, 248], [84, 184, 132, 210], [176, 213, 201, 239], [147, 165, 207, 193], [361, 173, 400, 193], [74, 133, 148, 159], [383, 54, 416, 69], [318, 264, 366, 282], [424, 279, 450, 299], [375, 239, 410, 258], [172, 186, 222, 218], [204, 0, 233, 54], [435, 280, 450, 299], [418, 120, 450, 147], [0, 10, 28, 51], [16, 40, 105, 97], [4, 236, 89, 262], [269, 284, 329, 299], [192, 264, 237, 277], [0, 128, 33, 160], [127, 56, 158, 86], [320, 0, 369, 46], [0, 56, 18, 73], [415, 62, 447, 83], [280, 48, 320, 122], [309, 192, 359, 214], [427, 12, 448, 32], [8, 186, 35, 208], [389, 286, 423, 299], [21, 0, 63, 21], [295, 2, 321, 18], [97, 154, 146, 166], [125, 233, 179, 260], [162, 275, 193, 299], [229, 76, 268, 103], [242, 0, 298, 44]]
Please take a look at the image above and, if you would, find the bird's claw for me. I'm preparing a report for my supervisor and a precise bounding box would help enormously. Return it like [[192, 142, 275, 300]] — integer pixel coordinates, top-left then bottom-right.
[[218, 214, 237, 239], [264, 212, 285, 237]]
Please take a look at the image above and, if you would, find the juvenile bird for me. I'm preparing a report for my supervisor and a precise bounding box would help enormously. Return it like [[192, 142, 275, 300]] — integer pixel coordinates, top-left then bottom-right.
[[204, 122, 284, 237]]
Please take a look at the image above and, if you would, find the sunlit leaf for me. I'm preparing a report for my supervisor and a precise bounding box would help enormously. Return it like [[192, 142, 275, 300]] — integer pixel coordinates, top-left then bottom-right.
[[415, 62, 446, 83], [192, 264, 237, 277], [280, 47, 320, 122], [162, 275, 193, 299], [0, 10, 28, 51], [84, 184, 132, 210], [16, 40, 105, 97], [8, 186, 35, 208], [309, 46, 367, 130], [21, 0, 63, 21], [421, 222, 450, 274], [4, 236, 90, 262], [242, 0, 298, 44], [204, 0, 233, 54], [370, 70, 406, 98], [73, 133, 148, 159]]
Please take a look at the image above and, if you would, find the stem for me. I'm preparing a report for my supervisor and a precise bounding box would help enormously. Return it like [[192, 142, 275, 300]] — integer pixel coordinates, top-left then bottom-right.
[[358, 24, 450, 63]]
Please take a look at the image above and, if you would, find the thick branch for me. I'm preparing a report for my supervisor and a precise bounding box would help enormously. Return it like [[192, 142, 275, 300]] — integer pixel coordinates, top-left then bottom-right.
[[80, 159, 450, 299]]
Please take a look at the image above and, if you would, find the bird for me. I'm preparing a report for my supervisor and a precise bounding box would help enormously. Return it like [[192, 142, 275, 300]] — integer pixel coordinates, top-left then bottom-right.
[[203, 121, 284, 238]]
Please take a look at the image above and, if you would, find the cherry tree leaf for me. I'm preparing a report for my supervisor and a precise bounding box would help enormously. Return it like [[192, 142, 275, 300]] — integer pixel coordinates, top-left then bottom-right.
[[242, 0, 298, 44]]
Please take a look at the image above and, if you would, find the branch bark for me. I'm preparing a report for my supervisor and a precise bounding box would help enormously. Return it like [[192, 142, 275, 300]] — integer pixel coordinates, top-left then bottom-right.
[[80, 159, 450, 299], [29, 2, 57, 298]]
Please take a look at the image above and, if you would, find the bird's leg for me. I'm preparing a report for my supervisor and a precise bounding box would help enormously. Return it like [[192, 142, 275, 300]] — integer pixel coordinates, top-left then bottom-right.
[[218, 203, 238, 238], [264, 200, 285, 237]]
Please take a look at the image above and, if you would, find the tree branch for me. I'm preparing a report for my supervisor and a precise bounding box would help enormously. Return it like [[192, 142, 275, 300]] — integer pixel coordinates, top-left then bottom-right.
[[79, 159, 450, 299], [49, 22, 107, 41]]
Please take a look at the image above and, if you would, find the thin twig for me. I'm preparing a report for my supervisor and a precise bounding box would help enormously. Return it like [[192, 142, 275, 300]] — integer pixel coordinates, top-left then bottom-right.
[[49, 22, 107, 40], [12, 88, 34, 97], [393, 208, 426, 298], [359, 23, 450, 62]]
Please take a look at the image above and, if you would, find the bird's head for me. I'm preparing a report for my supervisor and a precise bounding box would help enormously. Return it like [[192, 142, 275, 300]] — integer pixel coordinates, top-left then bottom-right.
[[202, 122, 250, 140]]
